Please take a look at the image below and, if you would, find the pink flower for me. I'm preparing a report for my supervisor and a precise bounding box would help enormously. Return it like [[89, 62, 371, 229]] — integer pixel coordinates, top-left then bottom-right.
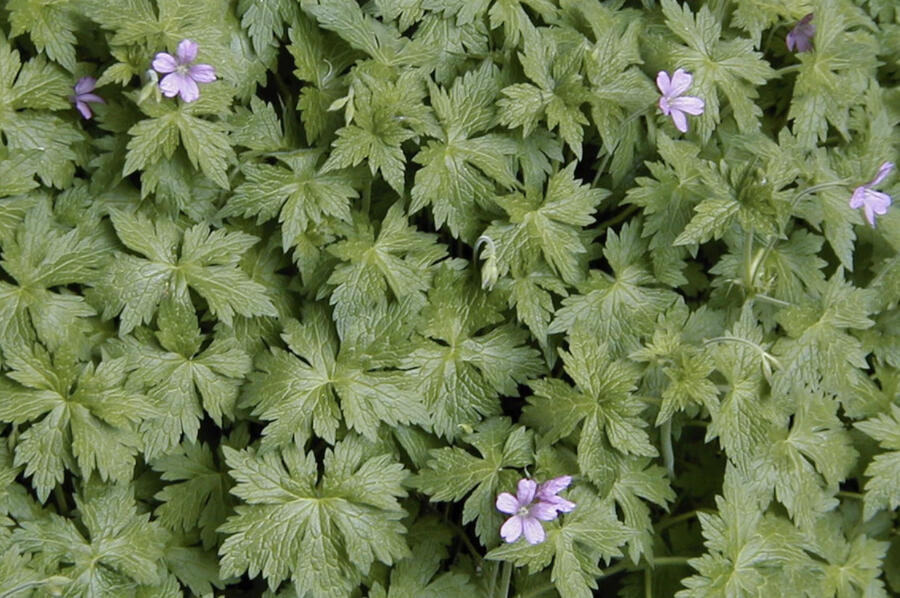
[[850, 162, 894, 227], [536, 475, 576, 515], [786, 14, 815, 53], [496, 479, 558, 544], [656, 69, 705, 134], [152, 39, 216, 102], [69, 77, 104, 119]]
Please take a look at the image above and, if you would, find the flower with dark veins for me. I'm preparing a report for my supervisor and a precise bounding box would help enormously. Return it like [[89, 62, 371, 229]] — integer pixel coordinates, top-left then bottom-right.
[[70, 77, 104, 119], [496, 478, 559, 544], [656, 69, 704, 134], [850, 162, 894, 227], [786, 14, 815, 53], [152, 39, 216, 102]]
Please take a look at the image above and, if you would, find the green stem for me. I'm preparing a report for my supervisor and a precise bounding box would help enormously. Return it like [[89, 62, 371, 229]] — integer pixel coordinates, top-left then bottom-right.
[[53, 485, 69, 516], [597, 204, 641, 231], [837, 491, 865, 501], [661, 419, 674, 479], [599, 555, 693, 579], [499, 561, 513, 598], [774, 64, 803, 76], [655, 509, 711, 532], [644, 567, 652, 598]]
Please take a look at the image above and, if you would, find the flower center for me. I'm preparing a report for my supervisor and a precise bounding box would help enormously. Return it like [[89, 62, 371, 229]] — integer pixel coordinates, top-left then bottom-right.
[[516, 505, 531, 517], [176, 64, 190, 75]]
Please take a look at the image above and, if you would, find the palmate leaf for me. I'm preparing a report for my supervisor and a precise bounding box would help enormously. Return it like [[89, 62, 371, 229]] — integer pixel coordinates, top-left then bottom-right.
[[0, 200, 105, 352], [124, 100, 236, 189], [486, 487, 632, 598], [772, 271, 876, 397], [224, 149, 358, 250], [91, 211, 276, 335], [322, 68, 436, 193], [526, 328, 658, 464], [113, 295, 252, 458], [854, 403, 900, 520], [549, 221, 675, 356], [483, 162, 608, 285], [219, 436, 410, 598], [414, 417, 532, 545], [242, 303, 427, 449], [401, 266, 544, 438], [787, 0, 879, 149], [498, 27, 591, 158], [0, 345, 158, 502], [0, 38, 80, 188], [7, 0, 79, 71], [152, 439, 235, 549], [677, 468, 816, 598], [410, 61, 517, 240], [13, 479, 169, 598], [325, 203, 446, 336]]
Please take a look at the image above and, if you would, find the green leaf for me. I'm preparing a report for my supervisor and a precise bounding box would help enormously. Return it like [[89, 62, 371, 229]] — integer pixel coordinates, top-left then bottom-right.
[[0, 347, 157, 501], [401, 266, 544, 438], [414, 417, 532, 545], [0, 200, 104, 351], [224, 150, 357, 250], [498, 28, 590, 158], [526, 328, 658, 463], [219, 437, 410, 597], [787, 0, 879, 148], [242, 303, 427, 449], [484, 162, 608, 285], [92, 211, 277, 334], [550, 221, 675, 355], [854, 403, 900, 520], [13, 480, 168, 596], [152, 440, 234, 549], [410, 61, 517, 239], [326, 203, 446, 334]]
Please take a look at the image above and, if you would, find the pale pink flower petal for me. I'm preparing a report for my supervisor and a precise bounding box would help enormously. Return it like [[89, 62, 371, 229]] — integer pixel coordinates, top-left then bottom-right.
[[515, 479, 537, 505], [500, 516, 524, 543], [786, 14, 815, 53], [531, 502, 559, 521], [669, 96, 705, 115], [74, 76, 96, 95], [871, 162, 895, 186], [668, 69, 693, 97], [189, 63, 216, 83], [496, 492, 520, 514], [70, 77, 104, 119], [670, 110, 688, 133], [152, 52, 178, 74], [159, 72, 186, 98], [152, 39, 214, 102], [176, 39, 198, 63], [850, 162, 894, 227], [522, 517, 545, 544]]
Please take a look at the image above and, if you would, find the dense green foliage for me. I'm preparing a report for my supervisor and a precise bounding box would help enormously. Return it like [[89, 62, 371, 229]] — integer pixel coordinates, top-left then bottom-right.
[[0, 0, 898, 597]]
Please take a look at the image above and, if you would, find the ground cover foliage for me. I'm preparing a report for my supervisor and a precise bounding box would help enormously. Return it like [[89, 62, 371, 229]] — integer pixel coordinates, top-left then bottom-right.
[[0, 0, 898, 596]]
